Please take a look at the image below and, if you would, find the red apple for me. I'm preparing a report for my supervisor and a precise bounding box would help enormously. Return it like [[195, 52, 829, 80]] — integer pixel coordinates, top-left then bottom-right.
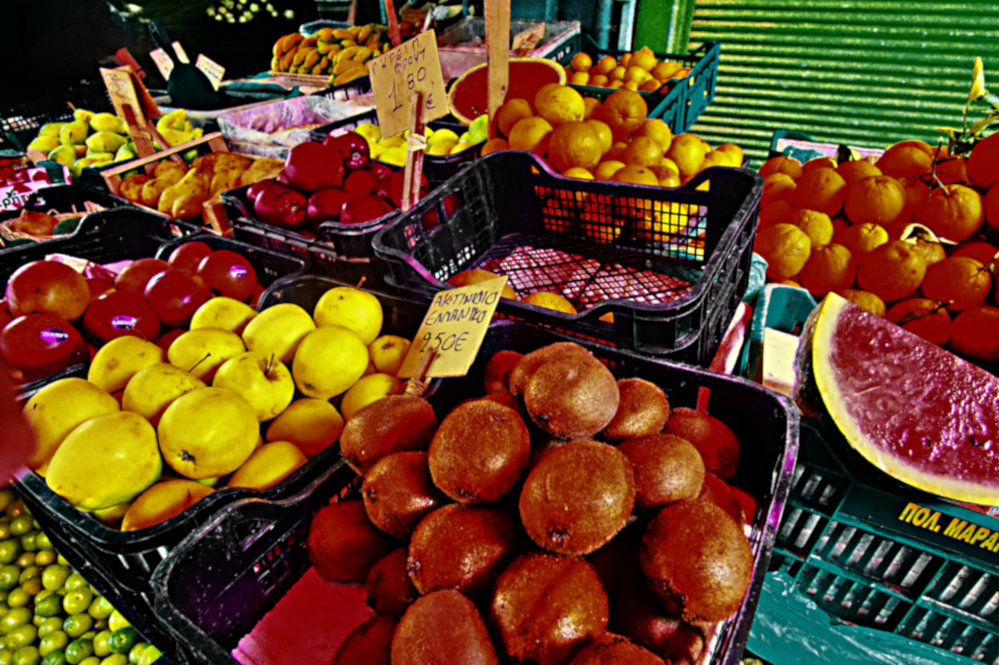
[[306, 187, 352, 225], [114, 258, 171, 295], [143, 269, 212, 328], [167, 241, 213, 275], [196, 250, 259, 302], [281, 141, 346, 193], [82, 291, 162, 344], [383, 170, 429, 209], [155, 328, 186, 352], [323, 131, 370, 170], [6, 260, 90, 322], [421, 193, 461, 230], [85, 277, 115, 300], [343, 169, 379, 196], [0, 305, 10, 331], [247, 179, 279, 205], [367, 162, 394, 181], [253, 184, 308, 229], [340, 194, 394, 225], [0, 312, 88, 382]]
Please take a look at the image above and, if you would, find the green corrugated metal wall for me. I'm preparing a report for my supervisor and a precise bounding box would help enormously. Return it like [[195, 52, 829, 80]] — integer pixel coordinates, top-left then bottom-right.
[[681, 1, 999, 166]]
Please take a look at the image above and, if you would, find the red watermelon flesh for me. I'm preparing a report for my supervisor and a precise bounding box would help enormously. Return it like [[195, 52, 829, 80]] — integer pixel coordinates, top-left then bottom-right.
[[448, 57, 566, 125], [806, 292, 999, 504]]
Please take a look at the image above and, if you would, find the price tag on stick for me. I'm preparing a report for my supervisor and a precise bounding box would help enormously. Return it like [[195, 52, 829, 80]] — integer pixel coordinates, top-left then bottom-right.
[[397, 277, 509, 379], [195, 54, 225, 91], [367, 29, 449, 139], [149, 48, 174, 80], [402, 90, 426, 212]]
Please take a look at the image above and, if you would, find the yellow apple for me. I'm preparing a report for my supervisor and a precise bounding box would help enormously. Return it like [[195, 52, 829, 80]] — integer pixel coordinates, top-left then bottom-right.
[[121, 363, 206, 426], [212, 351, 295, 421], [121, 478, 214, 531], [313, 286, 383, 345], [167, 327, 246, 382], [190, 296, 258, 334], [227, 441, 307, 490], [88, 336, 166, 393], [340, 373, 404, 420], [291, 325, 368, 399], [368, 334, 411, 376], [241, 303, 316, 365]]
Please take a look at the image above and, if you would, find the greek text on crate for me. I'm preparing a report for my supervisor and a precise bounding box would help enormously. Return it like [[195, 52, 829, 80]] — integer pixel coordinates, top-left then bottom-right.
[[898, 502, 999, 552]]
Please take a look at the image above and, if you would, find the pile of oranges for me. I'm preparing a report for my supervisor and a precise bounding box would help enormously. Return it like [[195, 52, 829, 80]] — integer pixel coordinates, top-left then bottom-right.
[[564, 46, 691, 93], [753, 136, 999, 362], [482, 84, 743, 191]]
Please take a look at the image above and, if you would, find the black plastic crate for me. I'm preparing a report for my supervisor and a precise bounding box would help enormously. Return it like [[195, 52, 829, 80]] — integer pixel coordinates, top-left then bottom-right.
[[766, 419, 999, 664], [373, 150, 762, 363], [309, 107, 485, 187], [0, 81, 114, 151], [150, 319, 798, 664], [555, 35, 720, 133], [0, 184, 133, 242]]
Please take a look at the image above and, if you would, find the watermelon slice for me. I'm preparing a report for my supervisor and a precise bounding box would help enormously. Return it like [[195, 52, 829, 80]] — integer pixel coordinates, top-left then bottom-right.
[[802, 292, 999, 504], [447, 57, 566, 126]]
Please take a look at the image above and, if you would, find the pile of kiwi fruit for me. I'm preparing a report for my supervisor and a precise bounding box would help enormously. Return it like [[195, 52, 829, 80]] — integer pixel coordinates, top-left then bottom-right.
[[307, 340, 757, 665]]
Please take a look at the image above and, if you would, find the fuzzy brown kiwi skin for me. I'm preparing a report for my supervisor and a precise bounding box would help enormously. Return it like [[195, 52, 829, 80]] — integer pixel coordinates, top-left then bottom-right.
[[330, 614, 397, 665], [362, 451, 443, 538], [603, 378, 671, 442], [339, 395, 437, 475], [391, 589, 499, 665], [508, 341, 598, 398], [307, 500, 400, 584], [483, 349, 523, 394], [365, 547, 419, 617], [524, 357, 620, 439]]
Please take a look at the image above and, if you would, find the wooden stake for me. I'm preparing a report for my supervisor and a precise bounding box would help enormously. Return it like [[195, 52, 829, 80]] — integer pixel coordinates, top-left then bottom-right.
[[383, 0, 403, 48], [405, 347, 439, 397], [402, 90, 426, 213], [484, 0, 510, 139]]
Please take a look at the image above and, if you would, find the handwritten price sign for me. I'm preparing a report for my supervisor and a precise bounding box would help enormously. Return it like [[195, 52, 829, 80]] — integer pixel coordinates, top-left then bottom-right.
[[397, 276, 508, 379], [367, 29, 449, 138]]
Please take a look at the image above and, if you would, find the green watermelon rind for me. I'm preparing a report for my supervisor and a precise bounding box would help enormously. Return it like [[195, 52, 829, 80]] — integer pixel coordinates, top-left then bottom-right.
[[810, 293, 999, 505]]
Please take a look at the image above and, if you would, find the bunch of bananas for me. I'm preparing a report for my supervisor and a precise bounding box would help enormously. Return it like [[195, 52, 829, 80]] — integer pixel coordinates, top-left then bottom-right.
[[271, 24, 390, 86]]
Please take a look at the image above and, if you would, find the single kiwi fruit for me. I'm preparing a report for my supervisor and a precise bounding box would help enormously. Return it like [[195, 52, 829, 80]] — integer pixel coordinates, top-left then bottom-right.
[[391, 589, 498, 665], [697, 471, 745, 525], [524, 357, 620, 439], [664, 407, 741, 479], [602, 378, 670, 441], [566, 633, 666, 665], [639, 500, 754, 623], [329, 614, 397, 665], [483, 349, 523, 394], [508, 341, 598, 397], [618, 433, 705, 510], [407, 503, 523, 599], [489, 551, 609, 665], [362, 451, 443, 538], [428, 399, 531, 504], [365, 547, 419, 617], [519, 439, 635, 555], [339, 394, 437, 475], [307, 500, 399, 583]]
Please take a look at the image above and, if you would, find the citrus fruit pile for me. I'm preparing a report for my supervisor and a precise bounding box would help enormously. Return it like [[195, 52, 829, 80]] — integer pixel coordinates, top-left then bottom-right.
[[565, 46, 690, 93], [753, 136, 999, 363], [0, 488, 162, 665], [484, 84, 744, 188], [20, 258, 416, 532]]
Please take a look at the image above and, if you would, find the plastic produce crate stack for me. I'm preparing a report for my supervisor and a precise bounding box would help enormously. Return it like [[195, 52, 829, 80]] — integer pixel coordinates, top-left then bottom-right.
[[769, 420, 999, 664], [10, 225, 313, 659], [556, 36, 720, 134], [149, 320, 799, 665], [373, 150, 762, 364], [0, 184, 135, 248], [0, 81, 113, 152]]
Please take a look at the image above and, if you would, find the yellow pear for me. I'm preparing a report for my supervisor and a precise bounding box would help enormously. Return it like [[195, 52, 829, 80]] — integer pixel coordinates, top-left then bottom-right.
[[88, 337, 165, 393], [121, 363, 206, 426], [190, 296, 258, 334], [45, 412, 162, 511], [339, 373, 404, 420], [212, 351, 295, 421], [121, 479, 214, 531], [241, 303, 316, 365], [313, 287, 383, 345], [265, 398, 344, 457], [368, 334, 411, 376], [167, 328, 246, 382], [291, 325, 368, 399], [227, 441, 307, 490], [158, 387, 259, 479], [92, 502, 130, 527], [22, 378, 120, 474]]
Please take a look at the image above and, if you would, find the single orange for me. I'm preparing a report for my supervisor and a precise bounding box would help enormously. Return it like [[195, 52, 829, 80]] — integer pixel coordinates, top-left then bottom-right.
[[953, 241, 999, 267], [496, 98, 534, 137], [612, 164, 660, 186], [605, 141, 629, 161], [802, 156, 838, 173], [716, 143, 744, 166], [569, 71, 590, 86], [985, 182, 999, 232], [966, 132, 999, 189], [908, 238, 946, 267], [893, 176, 931, 231], [757, 200, 795, 230], [948, 306, 999, 362], [634, 118, 673, 151], [630, 46, 657, 71], [587, 119, 613, 154], [508, 116, 554, 156], [885, 298, 952, 346], [562, 167, 594, 180], [607, 79, 625, 89], [876, 139, 934, 178], [665, 133, 709, 178], [760, 172, 798, 208], [838, 289, 887, 317], [570, 52, 593, 73], [534, 85, 586, 127], [624, 65, 652, 84], [913, 184, 984, 242], [651, 61, 681, 81], [836, 159, 882, 183], [798, 243, 858, 296], [481, 137, 509, 155], [593, 160, 626, 180], [610, 65, 627, 81], [600, 89, 648, 139], [701, 150, 737, 169], [920, 256, 992, 311], [593, 55, 617, 76], [753, 223, 812, 281], [622, 136, 664, 167], [648, 163, 681, 187], [759, 155, 803, 180], [582, 97, 602, 119], [843, 174, 907, 226], [933, 157, 968, 185], [792, 167, 847, 217], [639, 80, 661, 92], [590, 74, 610, 87], [790, 209, 834, 246], [623, 81, 640, 91], [838, 222, 888, 257], [547, 121, 604, 172], [523, 291, 578, 314], [856, 239, 927, 302]]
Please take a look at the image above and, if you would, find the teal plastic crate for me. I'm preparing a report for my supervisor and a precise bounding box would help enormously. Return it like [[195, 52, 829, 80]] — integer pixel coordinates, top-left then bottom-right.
[[737, 283, 816, 381], [768, 419, 999, 664], [555, 35, 720, 133]]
